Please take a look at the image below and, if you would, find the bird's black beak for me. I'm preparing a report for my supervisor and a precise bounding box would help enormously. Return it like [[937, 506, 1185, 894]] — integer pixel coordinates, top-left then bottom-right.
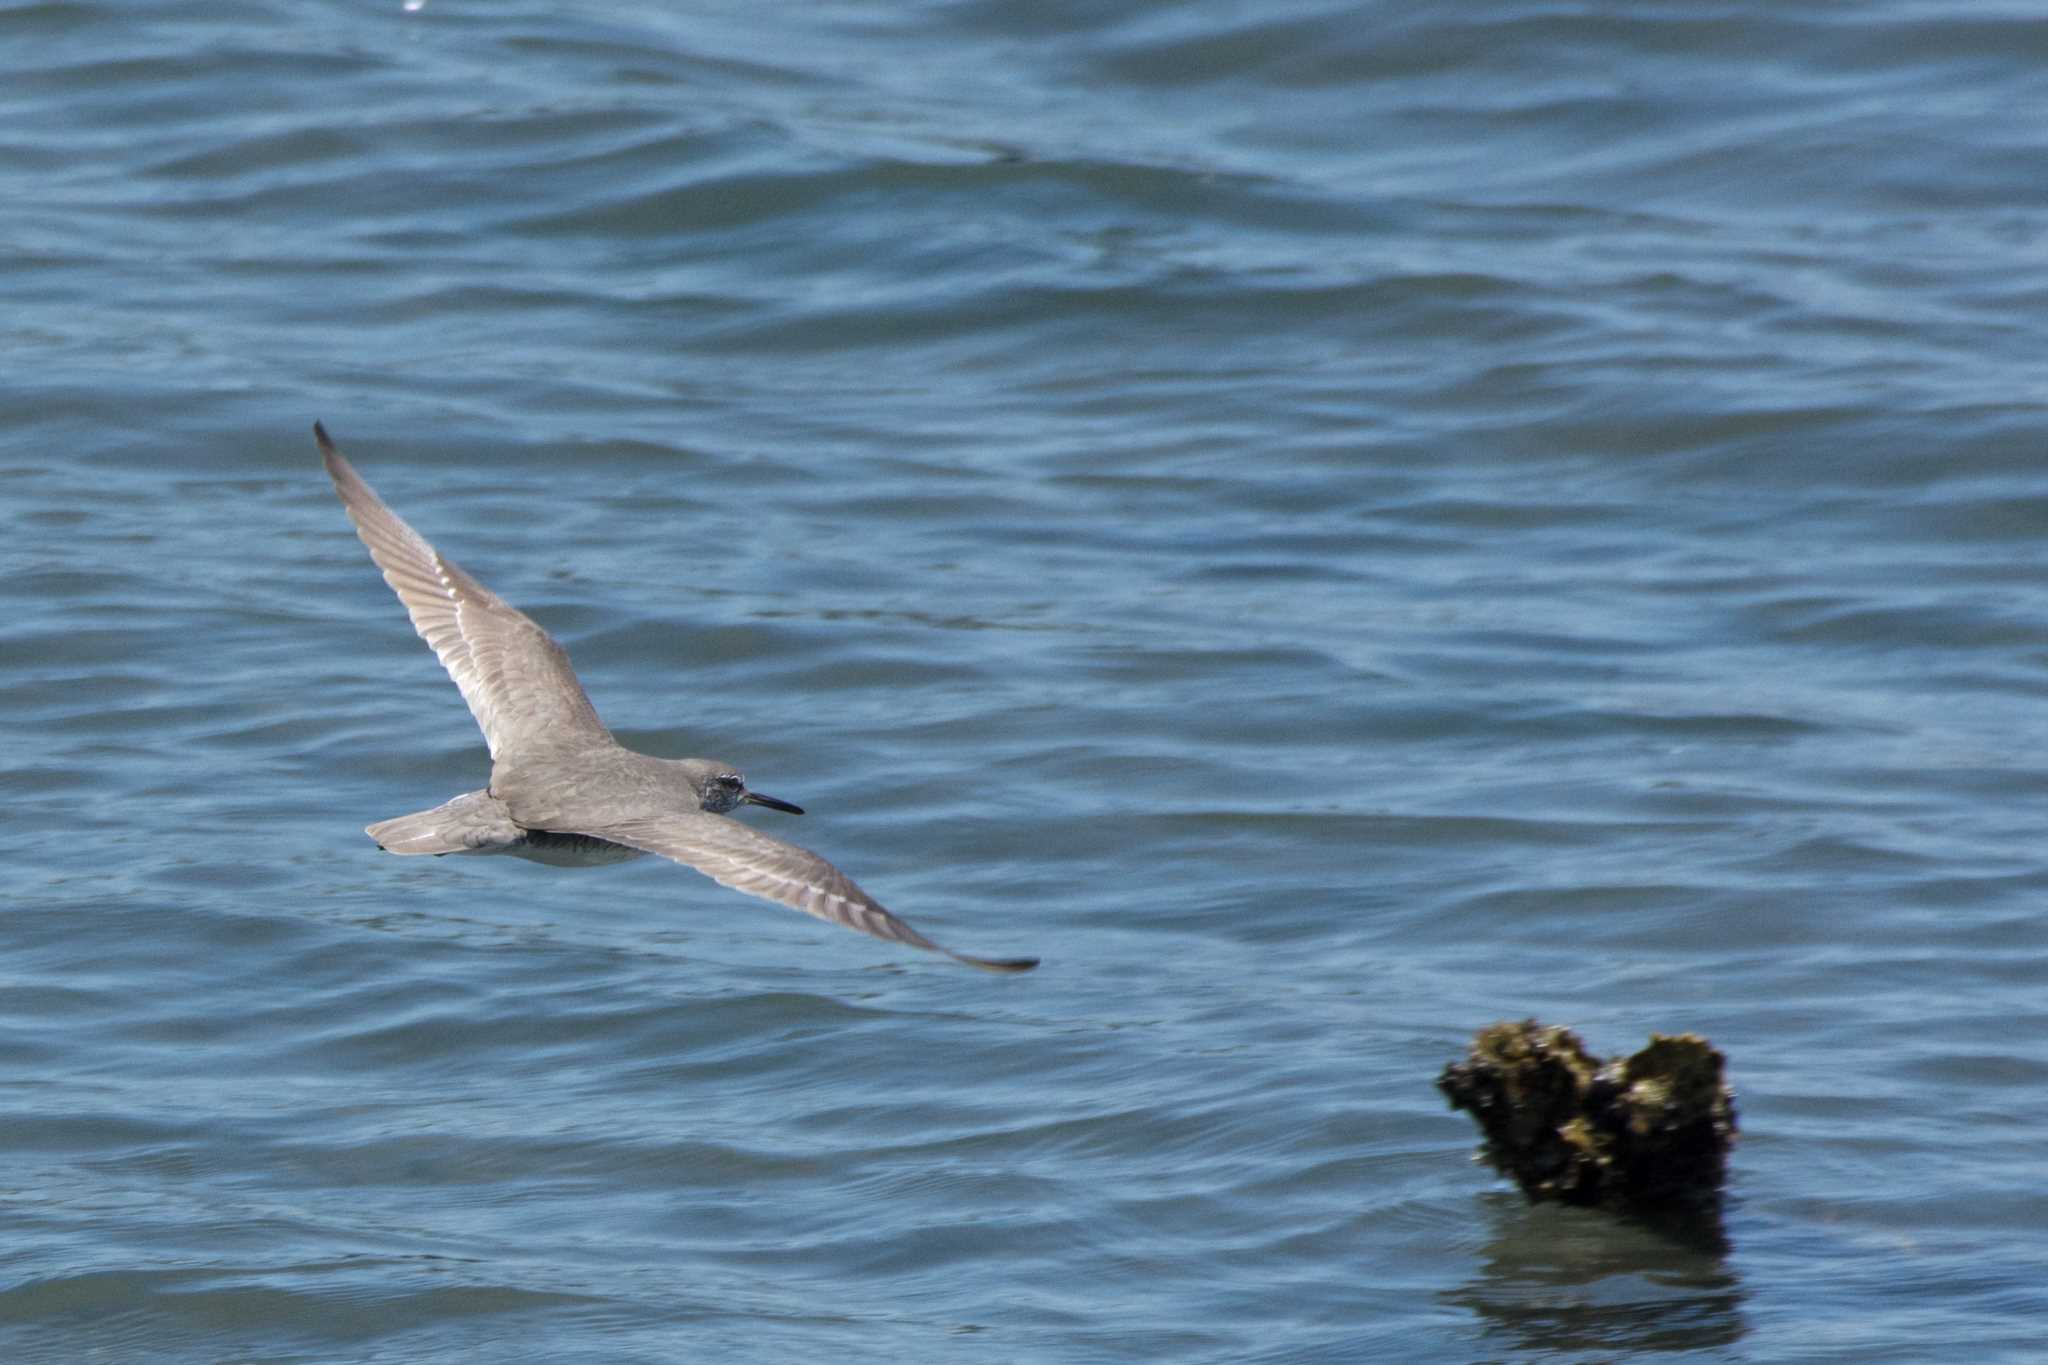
[[742, 791, 804, 815]]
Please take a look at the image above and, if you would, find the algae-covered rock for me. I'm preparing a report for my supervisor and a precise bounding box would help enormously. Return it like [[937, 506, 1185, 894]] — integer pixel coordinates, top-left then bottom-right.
[[1438, 1020, 1736, 1217]]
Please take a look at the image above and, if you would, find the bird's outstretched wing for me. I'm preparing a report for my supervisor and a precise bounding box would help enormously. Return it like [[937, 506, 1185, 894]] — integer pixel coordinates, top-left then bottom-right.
[[587, 812, 1039, 973], [317, 422, 609, 761]]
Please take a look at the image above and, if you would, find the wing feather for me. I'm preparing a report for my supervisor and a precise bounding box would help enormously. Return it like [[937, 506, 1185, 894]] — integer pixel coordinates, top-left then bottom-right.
[[590, 813, 1038, 973], [317, 423, 608, 760]]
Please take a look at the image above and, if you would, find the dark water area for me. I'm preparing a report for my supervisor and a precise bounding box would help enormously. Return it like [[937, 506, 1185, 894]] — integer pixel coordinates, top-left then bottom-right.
[[3, 2, 2047, 1360]]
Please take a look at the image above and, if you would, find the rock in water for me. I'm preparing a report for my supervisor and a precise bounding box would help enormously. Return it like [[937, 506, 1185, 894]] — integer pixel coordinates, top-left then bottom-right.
[[1438, 1021, 1737, 1218]]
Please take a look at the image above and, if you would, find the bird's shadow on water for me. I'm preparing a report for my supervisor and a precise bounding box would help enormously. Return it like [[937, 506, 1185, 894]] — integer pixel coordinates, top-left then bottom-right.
[[1439, 1194, 1744, 1356]]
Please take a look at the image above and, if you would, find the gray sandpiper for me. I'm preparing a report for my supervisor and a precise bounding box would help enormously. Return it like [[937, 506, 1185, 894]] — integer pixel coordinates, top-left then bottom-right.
[[316, 422, 1037, 974]]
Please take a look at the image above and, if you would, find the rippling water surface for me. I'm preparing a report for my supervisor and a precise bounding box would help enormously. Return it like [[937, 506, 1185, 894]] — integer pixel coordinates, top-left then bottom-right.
[[4, 2, 2047, 1360]]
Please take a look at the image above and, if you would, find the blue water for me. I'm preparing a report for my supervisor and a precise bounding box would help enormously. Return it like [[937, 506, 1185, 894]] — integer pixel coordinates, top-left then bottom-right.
[[4, 1, 2047, 1360]]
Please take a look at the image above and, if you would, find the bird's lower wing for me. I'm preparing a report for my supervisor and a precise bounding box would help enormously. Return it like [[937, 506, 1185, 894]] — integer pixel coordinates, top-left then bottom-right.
[[317, 423, 609, 760], [588, 813, 1038, 973]]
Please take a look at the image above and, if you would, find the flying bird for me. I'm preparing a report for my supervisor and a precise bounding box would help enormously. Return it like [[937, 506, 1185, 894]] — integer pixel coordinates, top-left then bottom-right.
[[315, 422, 1037, 974]]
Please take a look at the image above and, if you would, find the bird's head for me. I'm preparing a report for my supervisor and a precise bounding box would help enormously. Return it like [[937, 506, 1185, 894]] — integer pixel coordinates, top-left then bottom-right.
[[677, 757, 805, 817]]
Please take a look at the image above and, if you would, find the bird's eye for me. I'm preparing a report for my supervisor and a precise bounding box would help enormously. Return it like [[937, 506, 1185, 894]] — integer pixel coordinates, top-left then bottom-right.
[[717, 774, 743, 789]]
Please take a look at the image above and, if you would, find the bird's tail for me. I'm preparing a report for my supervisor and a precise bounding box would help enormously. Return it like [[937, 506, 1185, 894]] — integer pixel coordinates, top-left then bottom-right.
[[364, 789, 521, 856]]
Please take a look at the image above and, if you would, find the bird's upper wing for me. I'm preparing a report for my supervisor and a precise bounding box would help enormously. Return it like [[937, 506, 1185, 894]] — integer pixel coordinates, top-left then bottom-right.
[[317, 423, 609, 761], [587, 811, 1038, 973]]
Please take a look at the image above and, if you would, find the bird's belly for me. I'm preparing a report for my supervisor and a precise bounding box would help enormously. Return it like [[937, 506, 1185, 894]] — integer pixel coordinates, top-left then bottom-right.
[[502, 830, 649, 868]]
